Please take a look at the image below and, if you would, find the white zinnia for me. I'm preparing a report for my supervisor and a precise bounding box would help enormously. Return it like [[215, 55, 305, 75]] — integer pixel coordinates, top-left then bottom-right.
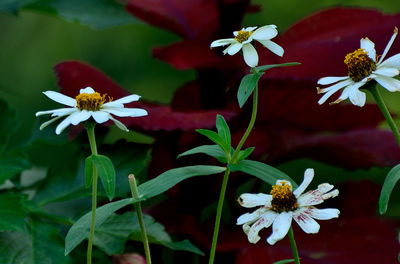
[[210, 25, 284, 67], [237, 168, 339, 245], [317, 27, 400, 107], [36, 87, 148, 134]]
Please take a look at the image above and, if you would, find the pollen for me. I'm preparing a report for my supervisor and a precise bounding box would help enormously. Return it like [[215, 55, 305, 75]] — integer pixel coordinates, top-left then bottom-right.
[[344, 48, 376, 82], [235, 30, 252, 43], [75, 92, 109, 111], [270, 182, 298, 213]]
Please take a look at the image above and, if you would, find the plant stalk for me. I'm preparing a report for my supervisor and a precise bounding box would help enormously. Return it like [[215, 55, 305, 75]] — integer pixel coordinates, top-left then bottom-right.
[[288, 227, 301, 264]]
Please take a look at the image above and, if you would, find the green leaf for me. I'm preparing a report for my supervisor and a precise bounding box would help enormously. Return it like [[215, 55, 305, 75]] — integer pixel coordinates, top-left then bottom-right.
[[84, 156, 93, 188], [65, 197, 138, 255], [138, 165, 226, 199], [91, 154, 115, 201], [0, 98, 18, 153], [255, 62, 301, 72], [235, 147, 255, 162], [0, 220, 70, 264], [0, 153, 30, 184], [196, 129, 230, 153], [237, 72, 263, 108], [229, 159, 297, 187], [0, 193, 27, 232], [0, 0, 38, 14], [178, 145, 227, 163], [379, 163, 400, 214], [160, 240, 203, 255], [272, 259, 295, 264], [216, 114, 231, 150]]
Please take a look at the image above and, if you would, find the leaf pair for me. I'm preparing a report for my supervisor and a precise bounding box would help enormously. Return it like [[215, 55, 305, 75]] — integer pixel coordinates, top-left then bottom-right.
[[196, 114, 231, 155], [85, 154, 115, 201]]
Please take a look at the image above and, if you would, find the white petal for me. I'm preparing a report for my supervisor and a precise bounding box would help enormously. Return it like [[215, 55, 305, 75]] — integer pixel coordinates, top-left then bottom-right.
[[227, 43, 243, 55], [275, 180, 293, 189], [111, 94, 141, 104], [42, 91, 76, 107], [92, 111, 110, 124], [39, 116, 63, 130], [109, 116, 129, 132], [317, 79, 353, 105], [246, 211, 277, 244], [373, 67, 399, 77], [379, 53, 400, 68], [80, 87, 95, 94], [238, 193, 272, 208], [55, 115, 74, 135], [374, 75, 400, 92], [102, 101, 124, 108], [337, 79, 366, 103], [378, 29, 398, 64], [257, 39, 284, 57], [210, 38, 236, 48], [244, 26, 258, 32], [293, 211, 320, 234], [237, 207, 267, 225], [104, 108, 148, 117], [70, 111, 91, 125], [297, 183, 338, 207], [360, 38, 376, 62], [305, 207, 340, 220], [242, 43, 258, 67], [293, 168, 314, 198], [317, 76, 349, 85], [251, 25, 278, 40], [267, 212, 292, 245], [348, 85, 367, 107], [35, 107, 75, 117]]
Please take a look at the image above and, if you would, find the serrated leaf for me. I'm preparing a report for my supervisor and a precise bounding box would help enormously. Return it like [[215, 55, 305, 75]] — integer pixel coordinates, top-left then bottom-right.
[[91, 154, 115, 201], [228, 159, 296, 187], [84, 156, 93, 188], [379, 163, 400, 214], [237, 72, 263, 108], [255, 62, 301, 72], [178, 145, 227, 163], [137, 165, 226, 199], [196, 129, 229, 153], [235, 147, 255, 162], [272, 259, 295, 264], [216, 114, 231, 150], [0, 193, 27, 232]]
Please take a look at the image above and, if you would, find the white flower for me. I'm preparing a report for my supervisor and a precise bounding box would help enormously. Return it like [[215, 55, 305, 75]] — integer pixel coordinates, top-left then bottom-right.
[[210, 25, 284, 67], [36, 87, 148, 134], [237, 168, 339, 245], [317, 27, 400, 107]]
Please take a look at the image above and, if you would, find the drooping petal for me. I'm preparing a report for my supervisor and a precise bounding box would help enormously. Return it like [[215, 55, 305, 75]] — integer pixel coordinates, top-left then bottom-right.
[[348, 85, 367, 107], [379, 53, 400, 68], [227, 42, 243, 55], [266, 211, 292, 245], [293, 168, 314, 197], [109, 116, 129, 132], [70, 110, 91, 125], [39, 116, 64, 130], [374, 75, 400, 92], [242, 43, 258, 67], [246, 211, 277, 244], [293, 210, 320, 234], [238, 193, 272, 208], [237, 207, 267, 225], [110, 94, 141, 104], [305, 207, 340, 220], [251, 25, 278, 40], [373, 67, 399, 77], [42, 91, 76, 107], [297, 183, 339, 207], [55, 115, 74, 135], [256, 39, 284, 57], [360, 38, 376, 62], [317, 79, 353, 105], [103, 107, 148, 117], [317, 76, 350, 85], [210, 38, 236, 48], [35, 107, 76, 117], [378, 28, 398, 64], [92, 111, 110, 124], [79, 87, 95, 94]]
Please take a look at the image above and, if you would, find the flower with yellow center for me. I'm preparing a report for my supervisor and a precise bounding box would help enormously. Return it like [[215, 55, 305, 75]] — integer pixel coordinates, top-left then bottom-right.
[[317, 27, 400, 107], [210, 25, 284, 67], [237, 169, 339, 245], [36, 87, 148, 134]]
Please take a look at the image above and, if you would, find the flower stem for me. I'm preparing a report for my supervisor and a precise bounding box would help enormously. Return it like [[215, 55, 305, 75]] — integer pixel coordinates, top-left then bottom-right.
[[128, 174, 152, 264], [369, 83, 400, 149], [208, 168, 230, 264], [288, 227, 301, 264], [85, 123, 98, 264]]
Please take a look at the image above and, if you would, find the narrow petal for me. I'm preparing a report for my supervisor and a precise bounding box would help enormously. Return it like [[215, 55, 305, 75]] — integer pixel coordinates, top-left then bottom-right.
[[237, 207, 267, 225], [293, 168, 314, 198], [104, 107, 148, 117], [267, 212, 292, 245], [70, 110, 91, 125], [305, 207, 340, 220], [293, 211, 320, 234], [317, 76, 349, 85], [242, 43, 258, 67], [374, 75, 400, 92], [80, 87, 95, 94], [102, 101, 124, 108], [317, 79, 353, 105], [227, 43, 242, 55], [92, 111, 110, 124], [251, 25, 278, 40], [238, 193, 272, 208], [55, 115, 74, 135], [35, 107, 75, 117], [244, 26, 258, 32], [42, 91, 76, 107], [379, 53, 400, 68], [297, 183, 339, 207], [210, 38, 236, 48], [39, 116, 63, 130], [256, 39, 284, 57], [110, 94, 140, 104], [373, 67, 399, 77], [109, 116, 129, 132], [378, 28, 398, 64], [336, 79, 366, 103], [246, 211, 277, 244], [360, 38, 376, 61]]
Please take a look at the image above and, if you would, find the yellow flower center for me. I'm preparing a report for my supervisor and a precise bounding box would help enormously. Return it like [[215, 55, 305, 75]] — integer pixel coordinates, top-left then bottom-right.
[[344, 48, 376, 82], [270, 182, 298, 213], [234, 30, 252, 43], [75, 92, 108, 111]]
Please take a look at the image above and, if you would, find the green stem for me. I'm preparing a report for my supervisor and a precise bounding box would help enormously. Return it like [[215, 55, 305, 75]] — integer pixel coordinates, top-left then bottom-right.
[[369, 83, 400, 149], [208, 168, 230, 264], [288, 227, 301, 264], [129, 174, 152, 264], [231, 84, 258, 163], [86, 123, 98, 264]]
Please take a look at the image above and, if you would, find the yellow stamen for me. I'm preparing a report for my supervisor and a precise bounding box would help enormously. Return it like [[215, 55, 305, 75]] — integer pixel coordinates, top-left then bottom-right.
[[75, 92, 108, 111], [344, 48, 376, 82], [235, 30, 252, 43], [270, 182, 298, 212]]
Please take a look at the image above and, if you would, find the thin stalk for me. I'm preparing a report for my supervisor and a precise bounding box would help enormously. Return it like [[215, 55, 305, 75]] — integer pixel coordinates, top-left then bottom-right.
[[288, 227, 301, 264], [208, 168, 230, 264], [129, 174, 152, 264], [369, 83, 400, 149], [231, 84, 259, 163], [86, 123, 98, 264]]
